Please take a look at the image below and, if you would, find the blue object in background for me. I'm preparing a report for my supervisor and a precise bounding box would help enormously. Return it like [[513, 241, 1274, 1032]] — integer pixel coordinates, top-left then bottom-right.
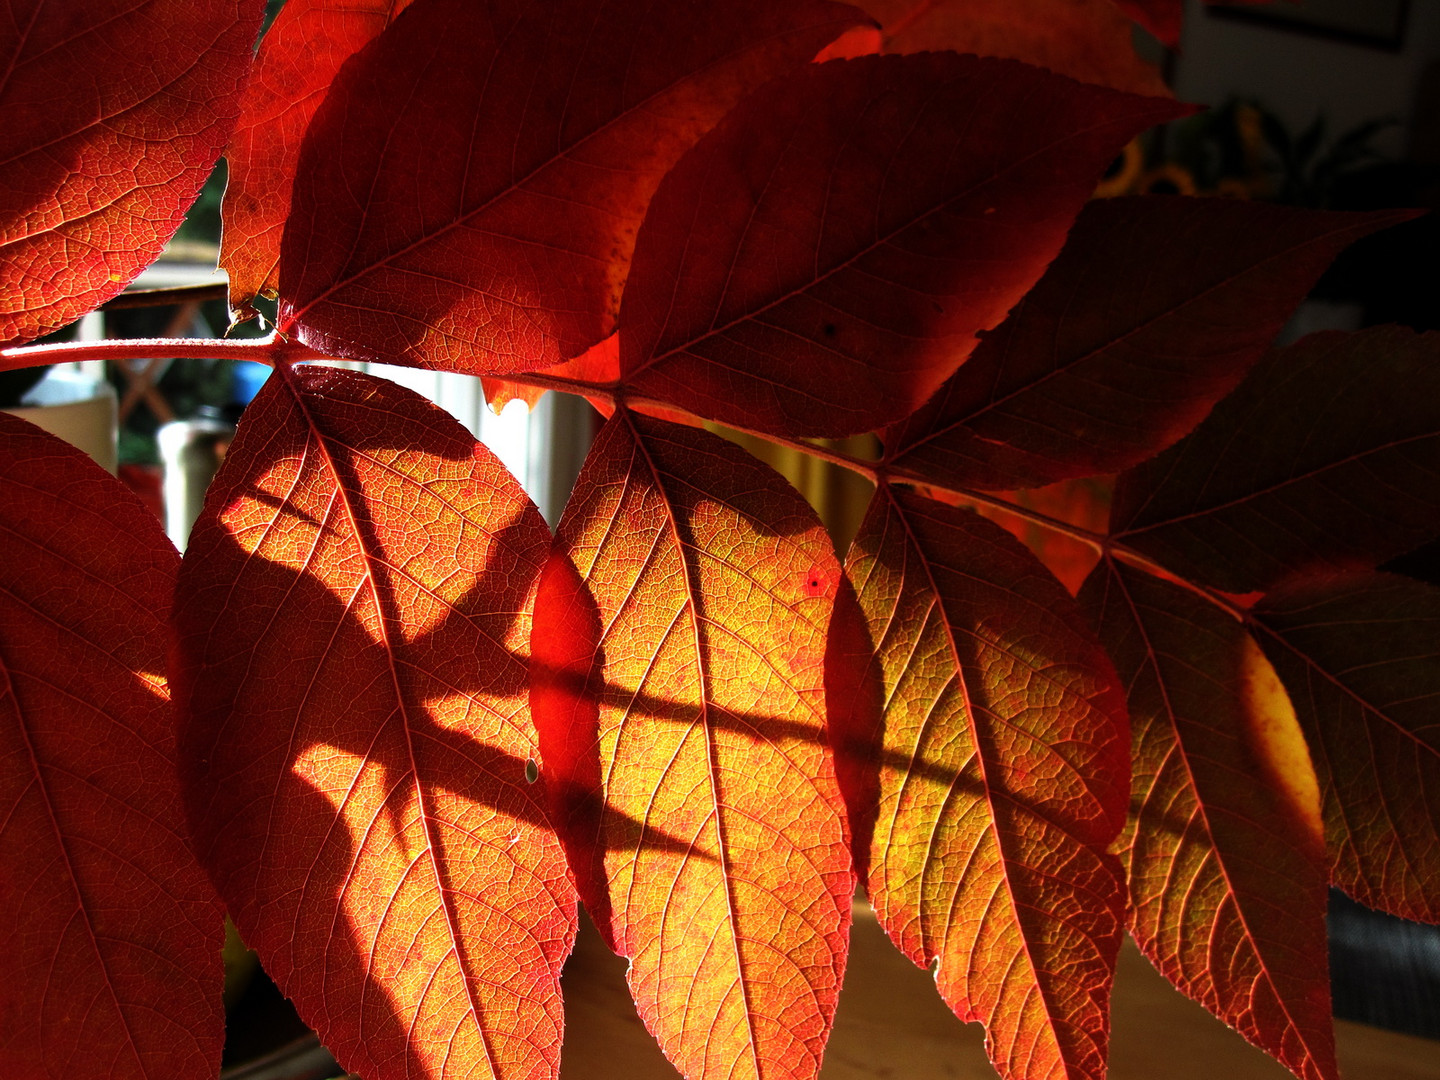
[[233, 360, 271, 405]]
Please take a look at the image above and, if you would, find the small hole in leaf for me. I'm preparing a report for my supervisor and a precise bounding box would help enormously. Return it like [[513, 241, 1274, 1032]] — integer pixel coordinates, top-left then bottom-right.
[[524, 759, 539, 784], [822, 323, 837, 337]]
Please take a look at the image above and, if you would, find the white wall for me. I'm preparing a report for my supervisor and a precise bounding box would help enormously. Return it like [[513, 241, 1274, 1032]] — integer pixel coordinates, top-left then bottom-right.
[[1172, 0, 1440, 158]]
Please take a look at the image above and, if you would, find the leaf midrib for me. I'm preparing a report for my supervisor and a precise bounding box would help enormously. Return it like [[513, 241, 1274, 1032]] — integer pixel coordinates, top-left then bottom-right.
[[1107, 561, 1332, 1077], [621, 409, 764, 1080], [279, 365, 504, 1080]]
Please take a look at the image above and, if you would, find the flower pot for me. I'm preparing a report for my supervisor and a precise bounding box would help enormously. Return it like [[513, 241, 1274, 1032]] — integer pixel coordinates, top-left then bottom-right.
[[2, 366, 117, 473]]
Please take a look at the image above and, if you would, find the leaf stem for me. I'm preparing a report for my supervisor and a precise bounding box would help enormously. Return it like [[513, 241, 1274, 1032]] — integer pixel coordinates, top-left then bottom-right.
[[0, 332, 1254, 624], [0, 333, 325, 372], [711, 419, 1254, 621]]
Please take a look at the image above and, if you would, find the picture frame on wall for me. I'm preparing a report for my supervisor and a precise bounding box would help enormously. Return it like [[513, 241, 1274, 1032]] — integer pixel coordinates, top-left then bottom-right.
[[1208, 0, 1409, 51]]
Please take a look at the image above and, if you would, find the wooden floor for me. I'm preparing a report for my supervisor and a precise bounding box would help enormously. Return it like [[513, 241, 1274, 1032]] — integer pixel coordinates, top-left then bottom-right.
[[559, 902, 1440, 1080]]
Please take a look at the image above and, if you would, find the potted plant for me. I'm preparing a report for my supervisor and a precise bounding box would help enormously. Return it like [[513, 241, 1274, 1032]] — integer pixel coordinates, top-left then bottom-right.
[[1, 3, 1435, 1080]]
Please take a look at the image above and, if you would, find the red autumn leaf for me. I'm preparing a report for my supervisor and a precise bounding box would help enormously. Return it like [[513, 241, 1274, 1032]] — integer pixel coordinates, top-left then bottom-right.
[[832, 486, 1129, 1080], [619, 53, 1186, 438], [530, 411, 852, 1080], [1078, 558, 1336, 1080], [220, 0, 414, 314], [0, 0, 261, 347], [1111, 327, 1440, 594], [0, 414, 224, 1080], [170, 366, 575, 1080], [884, 198, 1419, 492], [836, 0, 1169, 96], [278, 0, 867, 371], [1254, 573, 1440, 924]]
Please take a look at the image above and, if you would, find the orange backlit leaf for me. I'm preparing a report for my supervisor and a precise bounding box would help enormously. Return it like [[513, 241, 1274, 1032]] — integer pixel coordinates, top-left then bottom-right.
[[0, 0, 262, 346], [832, 486, 1129, 1080], [1254, 573, 1440, 924], [0, 415, 224, 1080], [220, 0, 414, 314], [1078, 558, 1337, 1080], [171, 366, 575, 1080], [885, 198, 1419, 492], [531, 411, 852, 1080], [841, 0, 1169, 96], [619, 53, 1186, 438], [1111, 327, 1440, 595], [278, 0, 867, 371]]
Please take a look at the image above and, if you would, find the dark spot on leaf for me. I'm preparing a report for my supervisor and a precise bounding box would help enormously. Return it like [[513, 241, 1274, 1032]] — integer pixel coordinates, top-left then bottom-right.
[[803, 567, 831, 597], [822, 323, 837, 337]]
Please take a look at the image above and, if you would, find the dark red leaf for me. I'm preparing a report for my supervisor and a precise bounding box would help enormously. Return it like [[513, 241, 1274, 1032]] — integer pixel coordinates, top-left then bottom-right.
[[171, 366, 575, 1080], [531, 411, 852, 1080], [0, 0, 262, 346], [1079, 559, 1336, 1080], [1112, 326, 1440, 594], [619, 53, 1186, 438], [885, 198, 1419, 491], [834, 486, 1129, 1080], [1254, 573, 1440, 924], [0, 414, 224, 1080], [220, 0, 414, 314], [842, 0, 1169, 95], [278, 0, 867, 370]]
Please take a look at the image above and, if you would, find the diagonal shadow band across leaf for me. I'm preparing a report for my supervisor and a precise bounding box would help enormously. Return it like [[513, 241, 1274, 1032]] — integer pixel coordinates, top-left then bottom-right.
[[172, 363, 1024, 1080], [173, 365, 580, 1080]]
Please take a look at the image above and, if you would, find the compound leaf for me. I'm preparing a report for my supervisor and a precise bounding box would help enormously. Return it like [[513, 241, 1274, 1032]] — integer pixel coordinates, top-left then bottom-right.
[[0, 414, 224, 1080], [278, 0, 866, 371], [834, 486, 1129, 1080], [171, 366, 575, 1080], [1254, 573, 1440, 924], [1112, 326, 1440, 594], [886, 198, 1418, 491], [1078, 559, 1337, 1080], [0, 0, 262, 346], [531, 411, 852, 1080], [620, 53, 1185, 438]]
